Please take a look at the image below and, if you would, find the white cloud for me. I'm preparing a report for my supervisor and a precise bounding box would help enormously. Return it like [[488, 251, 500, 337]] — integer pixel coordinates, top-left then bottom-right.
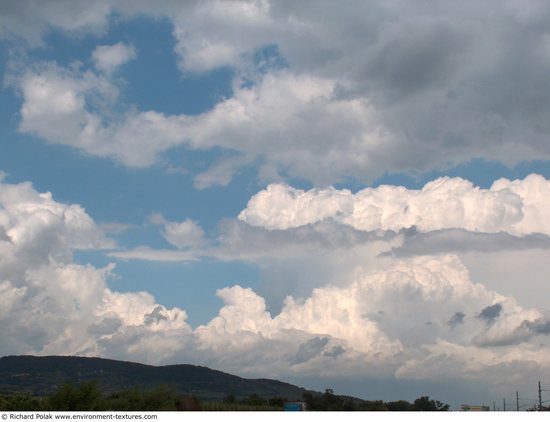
[[108, 215, 207, 262], [8, 2, 550, 186], [109, 247, 198, 263], [0, 0, 111, 45], [0, 179, 113, 253], [150, 214, 206, 250], [186, 72, 392, 186], [106, 175, 550, 318], [17, 63, 188, 167], [166, 1, 550, 180], [184, 254, 549, 385], [239, 175, 550, 236], [0, 178, 189, 359], [171, 0, 276, 73], [16, 61, 393, 185], [92, 42, 136, 74], [461, 249, 550, 311], [3, 177, 550, 401], [6, 1, 550, 402]]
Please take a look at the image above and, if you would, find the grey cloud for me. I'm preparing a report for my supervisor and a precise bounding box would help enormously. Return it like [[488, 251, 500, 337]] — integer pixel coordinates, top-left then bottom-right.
[[0, 0, 111, 44], [474, 317, 550, 348], [87, 317, 122, 336], [213, 219, 398, 261], [290, 337, 329, 365], [0, 227, 9, 241], [389, 229, 550, 257], [10, 2, 550, 186], [144, 306, 168, 325], [366, 21, 468, 101], [269, 2, 550, 179], [323, 346, 346, 359], [521, 318, 550, 335], [448, 312, 465, 329], [477, 303, 502, 324]]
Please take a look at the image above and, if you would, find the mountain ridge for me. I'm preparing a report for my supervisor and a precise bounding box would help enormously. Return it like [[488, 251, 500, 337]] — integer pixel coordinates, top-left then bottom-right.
[[0, 355, 308, 400]]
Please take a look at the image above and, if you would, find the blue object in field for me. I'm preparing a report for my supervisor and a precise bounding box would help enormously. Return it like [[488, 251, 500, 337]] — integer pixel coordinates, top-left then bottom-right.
[[283, 402, 306, 411]]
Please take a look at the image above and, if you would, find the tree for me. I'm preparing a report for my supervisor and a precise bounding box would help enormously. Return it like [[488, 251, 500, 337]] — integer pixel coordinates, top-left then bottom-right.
[[386, 400, 414, 411], [47, 381, 103, 411], [0, 393, 42, 411], [222, 394, 236, 404], [413, 396, 450, 411], [176, 395, 202, 411]]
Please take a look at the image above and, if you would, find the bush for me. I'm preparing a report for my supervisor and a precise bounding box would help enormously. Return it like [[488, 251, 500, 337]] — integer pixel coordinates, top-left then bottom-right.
[[46, 381, 104, 411], [0, 393, 42, 411]]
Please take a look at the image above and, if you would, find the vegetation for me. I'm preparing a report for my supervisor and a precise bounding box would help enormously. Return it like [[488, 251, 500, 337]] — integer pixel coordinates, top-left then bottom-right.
[[0, 357, 451, 411], [302, 389, 449, 411], [0, 355, 305, 400], [0, 382, 449, 411], [0, 382, 280, 411]]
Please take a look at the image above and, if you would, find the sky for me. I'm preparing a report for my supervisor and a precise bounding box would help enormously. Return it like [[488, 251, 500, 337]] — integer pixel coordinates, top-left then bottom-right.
[[2, 0, 550, 410]]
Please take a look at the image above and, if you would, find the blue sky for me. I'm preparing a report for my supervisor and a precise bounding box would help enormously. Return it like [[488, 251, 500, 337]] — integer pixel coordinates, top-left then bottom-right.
[[3, 1, 550, 409]]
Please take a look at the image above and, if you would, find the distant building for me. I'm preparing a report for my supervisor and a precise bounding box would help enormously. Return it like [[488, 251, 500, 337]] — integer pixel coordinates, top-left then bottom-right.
[[283, 401, 307, 411], [461, 404, 490, 411]]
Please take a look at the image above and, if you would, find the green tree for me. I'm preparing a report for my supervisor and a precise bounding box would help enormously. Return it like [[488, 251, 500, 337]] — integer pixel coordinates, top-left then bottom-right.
[[362, 400, 389, 411], [386, 400, 414, 411], [47, 381, 104, 411], [243, 393, 267, 406], [138, 385, 179, 411], [223, 394, 236, 404], [413, 396, 450, 411], [0, 393, 42, 411]]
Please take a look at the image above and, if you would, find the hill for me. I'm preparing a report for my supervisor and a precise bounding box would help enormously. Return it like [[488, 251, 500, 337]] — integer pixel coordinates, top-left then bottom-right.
[[0, 355, 306, 400]]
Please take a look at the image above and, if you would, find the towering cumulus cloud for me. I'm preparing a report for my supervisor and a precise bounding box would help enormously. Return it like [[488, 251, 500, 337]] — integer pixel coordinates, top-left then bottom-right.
[[4, 0, 550, 407], [239, 174, 550, 235], [0, 178, 190, 361], [3, 176, 550, 402]]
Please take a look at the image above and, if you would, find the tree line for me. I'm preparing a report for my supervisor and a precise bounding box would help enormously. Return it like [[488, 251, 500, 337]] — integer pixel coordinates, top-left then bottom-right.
[[0, 381, 450, 411], [301, 388, 449, 411]]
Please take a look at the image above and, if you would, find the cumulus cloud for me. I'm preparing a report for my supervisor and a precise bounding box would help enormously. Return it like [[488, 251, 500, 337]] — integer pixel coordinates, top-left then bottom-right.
[[158, 216, 206, 250], [15, 59, 391, 185], [0, 0, 111, 44], [6, 1, 550, 402], [173, 1, 550, 171], [105, 175, 550, 318], [180, 254, 548, 385], [239, 175, 550, 236], [108, 215, 206, 262], [92, 42, 137, 74], [170, 0, 276, 73], [4, 177, 550, 396], [0, 178, 190, 359], [7, 1, 550, 185], [163, 1, 550, 179], [15, 61, 189, 167]]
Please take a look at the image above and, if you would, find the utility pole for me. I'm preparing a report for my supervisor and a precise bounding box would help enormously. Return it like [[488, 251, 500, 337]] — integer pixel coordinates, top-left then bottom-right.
[[503, 398, 506, 412], [539, 381, 542, 410], [516, 391, 519, 411], [493, 401, 496, 412]]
